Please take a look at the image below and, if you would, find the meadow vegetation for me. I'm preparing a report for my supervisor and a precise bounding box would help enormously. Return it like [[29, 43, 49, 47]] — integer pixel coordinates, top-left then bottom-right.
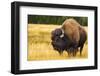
[[28, 24, 88, 61]]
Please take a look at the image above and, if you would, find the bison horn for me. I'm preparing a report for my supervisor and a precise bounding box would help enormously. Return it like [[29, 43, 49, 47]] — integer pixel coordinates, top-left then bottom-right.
[[60, 29, 64, 38]]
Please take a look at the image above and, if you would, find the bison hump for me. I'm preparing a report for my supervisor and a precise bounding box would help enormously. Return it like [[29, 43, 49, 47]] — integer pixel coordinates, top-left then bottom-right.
[[62, 18, 80, 43]]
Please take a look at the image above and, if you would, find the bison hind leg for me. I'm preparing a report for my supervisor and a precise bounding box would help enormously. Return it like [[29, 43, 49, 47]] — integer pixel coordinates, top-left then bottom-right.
[[80, 44, 84, 56]]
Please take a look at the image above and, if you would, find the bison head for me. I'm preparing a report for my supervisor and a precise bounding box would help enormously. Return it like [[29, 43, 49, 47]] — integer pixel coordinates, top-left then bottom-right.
[[51, 28, 70, 53]]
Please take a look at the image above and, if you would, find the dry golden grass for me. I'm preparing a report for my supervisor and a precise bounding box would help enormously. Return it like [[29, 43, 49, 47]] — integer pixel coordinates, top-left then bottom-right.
[[28, 24, 88, 61]]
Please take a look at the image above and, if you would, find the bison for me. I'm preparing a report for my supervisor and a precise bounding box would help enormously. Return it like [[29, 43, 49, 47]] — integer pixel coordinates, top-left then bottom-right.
[[51, 18, 87, 56]]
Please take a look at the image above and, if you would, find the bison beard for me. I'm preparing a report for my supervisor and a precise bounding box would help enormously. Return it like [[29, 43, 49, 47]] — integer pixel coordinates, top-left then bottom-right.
[[51, 18, 87, 56]]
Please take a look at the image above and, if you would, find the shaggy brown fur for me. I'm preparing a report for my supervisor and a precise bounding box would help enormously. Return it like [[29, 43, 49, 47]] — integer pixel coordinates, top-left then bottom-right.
[[61, 18, 80, 45]]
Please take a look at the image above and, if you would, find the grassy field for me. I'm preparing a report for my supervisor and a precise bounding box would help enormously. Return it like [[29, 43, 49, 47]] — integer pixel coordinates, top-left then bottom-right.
[[28, 24, 88, 61]]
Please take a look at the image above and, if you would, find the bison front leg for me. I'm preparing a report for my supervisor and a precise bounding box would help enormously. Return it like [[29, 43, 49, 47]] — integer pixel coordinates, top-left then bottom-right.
[[67, 48, 74, 57], [58, 51, 63, 56], [70, 45, 78, 57]]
